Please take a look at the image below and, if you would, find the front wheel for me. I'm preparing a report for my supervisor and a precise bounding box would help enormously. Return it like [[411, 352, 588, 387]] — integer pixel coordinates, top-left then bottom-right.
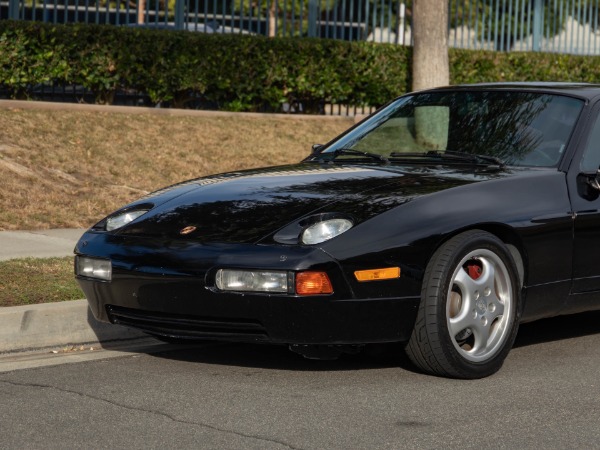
[[405, 230, 521, 379]]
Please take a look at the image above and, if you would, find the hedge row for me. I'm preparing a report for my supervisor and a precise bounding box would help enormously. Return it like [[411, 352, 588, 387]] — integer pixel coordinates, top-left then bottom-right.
[[2, 20, 600, 112], [0, 20, 411, 111], [450, 50, 600, 85]]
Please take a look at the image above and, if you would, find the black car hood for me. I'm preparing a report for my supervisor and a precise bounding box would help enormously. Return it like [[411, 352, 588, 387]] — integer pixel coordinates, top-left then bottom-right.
[[115, 163, 508, 243]]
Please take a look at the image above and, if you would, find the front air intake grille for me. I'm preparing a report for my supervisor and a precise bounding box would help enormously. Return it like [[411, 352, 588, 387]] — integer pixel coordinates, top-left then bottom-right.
[[106, 305, 269, 341]]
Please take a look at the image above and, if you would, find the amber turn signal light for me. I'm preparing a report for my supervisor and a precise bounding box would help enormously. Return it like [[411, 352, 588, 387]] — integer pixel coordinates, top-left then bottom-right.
[[354, 267, 400, 282], [296, 271, 333, 295]]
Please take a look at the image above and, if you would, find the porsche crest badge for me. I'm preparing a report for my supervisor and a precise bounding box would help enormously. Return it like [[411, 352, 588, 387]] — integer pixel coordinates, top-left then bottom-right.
[[179, 226, 197, 235]]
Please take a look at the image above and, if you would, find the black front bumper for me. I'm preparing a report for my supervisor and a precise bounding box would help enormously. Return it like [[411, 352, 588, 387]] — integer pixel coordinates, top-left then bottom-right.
[[76, 231, 420, 345], [79, 275, 419, 344]]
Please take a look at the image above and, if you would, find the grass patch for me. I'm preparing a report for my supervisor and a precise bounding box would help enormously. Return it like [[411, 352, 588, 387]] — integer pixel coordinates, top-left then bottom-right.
[[0, 108, 353, 230], [0, 257, 82, 306], [0, 106, 353, 306]]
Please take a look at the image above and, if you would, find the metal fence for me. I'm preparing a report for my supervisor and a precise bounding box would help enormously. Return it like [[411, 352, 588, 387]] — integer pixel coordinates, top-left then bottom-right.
[[3, 0, 600, 55], [449, 0, 600, 54]]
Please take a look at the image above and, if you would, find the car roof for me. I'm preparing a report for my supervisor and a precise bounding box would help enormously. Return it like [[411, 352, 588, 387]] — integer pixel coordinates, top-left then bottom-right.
[[424, 82, 600, 101]]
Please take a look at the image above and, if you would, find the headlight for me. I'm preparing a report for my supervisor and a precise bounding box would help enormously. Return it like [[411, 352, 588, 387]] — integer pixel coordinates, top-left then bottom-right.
[[216, 269, 289, 293], [106, 209, 149, 231], [75, 256, 112, 281], [301, 218, 353, 245]]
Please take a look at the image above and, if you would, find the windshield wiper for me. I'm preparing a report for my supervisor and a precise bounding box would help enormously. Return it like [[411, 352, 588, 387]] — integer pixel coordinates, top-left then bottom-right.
[[331, 148, 390, 165], [445, 151, 506, 168], [389, 150, 505, 168]]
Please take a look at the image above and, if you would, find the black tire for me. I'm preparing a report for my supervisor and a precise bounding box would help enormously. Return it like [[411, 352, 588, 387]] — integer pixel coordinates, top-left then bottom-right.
[[405, 230, 522, 379]]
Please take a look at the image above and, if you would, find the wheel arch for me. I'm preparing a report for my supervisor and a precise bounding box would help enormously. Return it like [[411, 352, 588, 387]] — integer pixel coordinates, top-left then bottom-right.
[[406, 224, 525, 378], [436, 224, 526, 288]]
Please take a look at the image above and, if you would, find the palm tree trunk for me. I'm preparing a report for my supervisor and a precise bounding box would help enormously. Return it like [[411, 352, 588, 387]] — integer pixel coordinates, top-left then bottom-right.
[[412, 0, 449, 91]]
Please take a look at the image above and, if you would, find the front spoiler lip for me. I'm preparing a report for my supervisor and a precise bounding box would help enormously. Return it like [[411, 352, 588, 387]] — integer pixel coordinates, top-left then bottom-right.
[[97, 295, 420, 345], [106, 304, 270, 342]]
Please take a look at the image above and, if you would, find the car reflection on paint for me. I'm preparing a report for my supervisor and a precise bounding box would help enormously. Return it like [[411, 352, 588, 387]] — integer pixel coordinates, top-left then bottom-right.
[[75, 83, 600, 378]]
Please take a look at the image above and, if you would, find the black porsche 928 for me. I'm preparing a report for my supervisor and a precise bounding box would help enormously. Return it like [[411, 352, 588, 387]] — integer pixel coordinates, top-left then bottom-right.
[[75, 83, 600, 378]]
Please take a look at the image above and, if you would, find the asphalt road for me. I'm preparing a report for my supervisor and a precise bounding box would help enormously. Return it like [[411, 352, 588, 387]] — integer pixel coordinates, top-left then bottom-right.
[[2, 312, 600, 450]]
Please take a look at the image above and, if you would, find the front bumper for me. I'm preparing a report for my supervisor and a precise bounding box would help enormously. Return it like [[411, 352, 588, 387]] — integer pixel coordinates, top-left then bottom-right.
[[75, 231, 420, 344]]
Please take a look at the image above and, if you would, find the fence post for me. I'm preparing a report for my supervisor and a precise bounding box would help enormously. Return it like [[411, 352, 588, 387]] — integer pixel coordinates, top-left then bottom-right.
[[532, 0, 543, 51], [175, 0, 185, 29], [397, 2, 405, 45], [308, 0, 318, 38], [8, 0, 20, 19]]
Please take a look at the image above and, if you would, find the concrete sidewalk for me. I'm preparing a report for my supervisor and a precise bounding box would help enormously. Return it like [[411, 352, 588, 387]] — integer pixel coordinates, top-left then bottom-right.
[[1, 229, 147, 354], [0, 228, 85, 261]]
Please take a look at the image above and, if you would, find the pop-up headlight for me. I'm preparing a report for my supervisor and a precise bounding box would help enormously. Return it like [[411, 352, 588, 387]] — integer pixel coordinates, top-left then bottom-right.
[[301, 218, 353, 245], [105, 209, 149, 231]]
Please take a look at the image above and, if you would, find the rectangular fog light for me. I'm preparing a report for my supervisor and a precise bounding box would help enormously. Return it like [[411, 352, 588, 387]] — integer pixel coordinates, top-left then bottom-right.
[[216, 269, 288, 293], [76, 256, 112, 281]]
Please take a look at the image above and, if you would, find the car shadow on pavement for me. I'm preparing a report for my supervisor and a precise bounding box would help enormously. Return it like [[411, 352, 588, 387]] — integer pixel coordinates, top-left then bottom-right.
[[149, 341, 416, 373], [146, 311, 600, 373], [513, 310, 600, 348], [146, 311, 600, 372]]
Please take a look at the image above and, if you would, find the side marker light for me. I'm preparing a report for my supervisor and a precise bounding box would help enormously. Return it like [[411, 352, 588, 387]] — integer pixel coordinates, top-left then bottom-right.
[[354, 267, 400, 282]]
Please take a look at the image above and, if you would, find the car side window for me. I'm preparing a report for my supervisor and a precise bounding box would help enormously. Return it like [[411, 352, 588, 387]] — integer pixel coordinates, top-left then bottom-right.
[[580, 112, 600, 173]]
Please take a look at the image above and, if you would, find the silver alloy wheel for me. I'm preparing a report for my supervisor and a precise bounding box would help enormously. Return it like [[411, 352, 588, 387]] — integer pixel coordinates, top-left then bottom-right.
[[446, 248, 513, 363]]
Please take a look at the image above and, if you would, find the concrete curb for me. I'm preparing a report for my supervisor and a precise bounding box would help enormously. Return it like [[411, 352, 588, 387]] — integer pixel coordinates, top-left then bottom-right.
[[0, 99, 356, 121], [0, 300, 146, 354], [0, 229, 145, 354]]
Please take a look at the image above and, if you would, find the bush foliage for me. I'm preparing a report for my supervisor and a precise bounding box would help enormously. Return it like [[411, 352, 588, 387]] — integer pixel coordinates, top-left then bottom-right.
[[1, 20, 600, 112]]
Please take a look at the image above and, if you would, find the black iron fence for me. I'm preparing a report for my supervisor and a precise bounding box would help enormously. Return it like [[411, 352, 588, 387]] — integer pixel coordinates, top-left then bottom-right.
[[3, 0, 600, 53]]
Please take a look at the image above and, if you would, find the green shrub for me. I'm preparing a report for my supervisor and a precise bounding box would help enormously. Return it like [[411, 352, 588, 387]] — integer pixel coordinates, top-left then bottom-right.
[[0, 21, 411, 110], [0, 22, 71, 99], [449, 48, 600, 84], [2, 20, 600, 112]]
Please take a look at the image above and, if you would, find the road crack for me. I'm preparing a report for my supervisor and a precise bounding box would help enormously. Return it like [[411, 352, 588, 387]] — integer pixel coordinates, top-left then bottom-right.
[[0, 379, 302, 450]]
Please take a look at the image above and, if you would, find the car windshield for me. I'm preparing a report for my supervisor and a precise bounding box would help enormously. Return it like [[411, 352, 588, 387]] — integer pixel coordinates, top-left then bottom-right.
[[317, 90, 584, 167]]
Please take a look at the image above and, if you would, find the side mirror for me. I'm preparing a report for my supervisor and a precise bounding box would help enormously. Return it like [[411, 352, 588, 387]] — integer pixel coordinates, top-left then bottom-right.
[[585, 169, 600, 191], [311, 144, 323, 154], [577, 169, 600, 200]]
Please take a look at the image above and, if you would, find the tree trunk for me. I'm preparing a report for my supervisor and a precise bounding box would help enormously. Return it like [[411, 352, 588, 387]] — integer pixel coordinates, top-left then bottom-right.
[[137, 0, 145, 24], [412, 0, 449, 91], [268, 0, 277, 37]]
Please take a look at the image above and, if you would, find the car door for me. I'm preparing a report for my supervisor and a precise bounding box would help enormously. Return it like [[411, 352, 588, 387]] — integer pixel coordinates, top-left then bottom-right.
[[567, 99, 600, 313]]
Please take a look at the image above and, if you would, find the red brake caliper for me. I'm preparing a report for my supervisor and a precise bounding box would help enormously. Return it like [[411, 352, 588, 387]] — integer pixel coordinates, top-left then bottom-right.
[[467, 264, 482, 279]]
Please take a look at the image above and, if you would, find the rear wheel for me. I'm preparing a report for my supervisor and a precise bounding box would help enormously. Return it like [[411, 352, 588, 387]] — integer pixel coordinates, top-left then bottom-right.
[[406, 230, 521, 379]]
